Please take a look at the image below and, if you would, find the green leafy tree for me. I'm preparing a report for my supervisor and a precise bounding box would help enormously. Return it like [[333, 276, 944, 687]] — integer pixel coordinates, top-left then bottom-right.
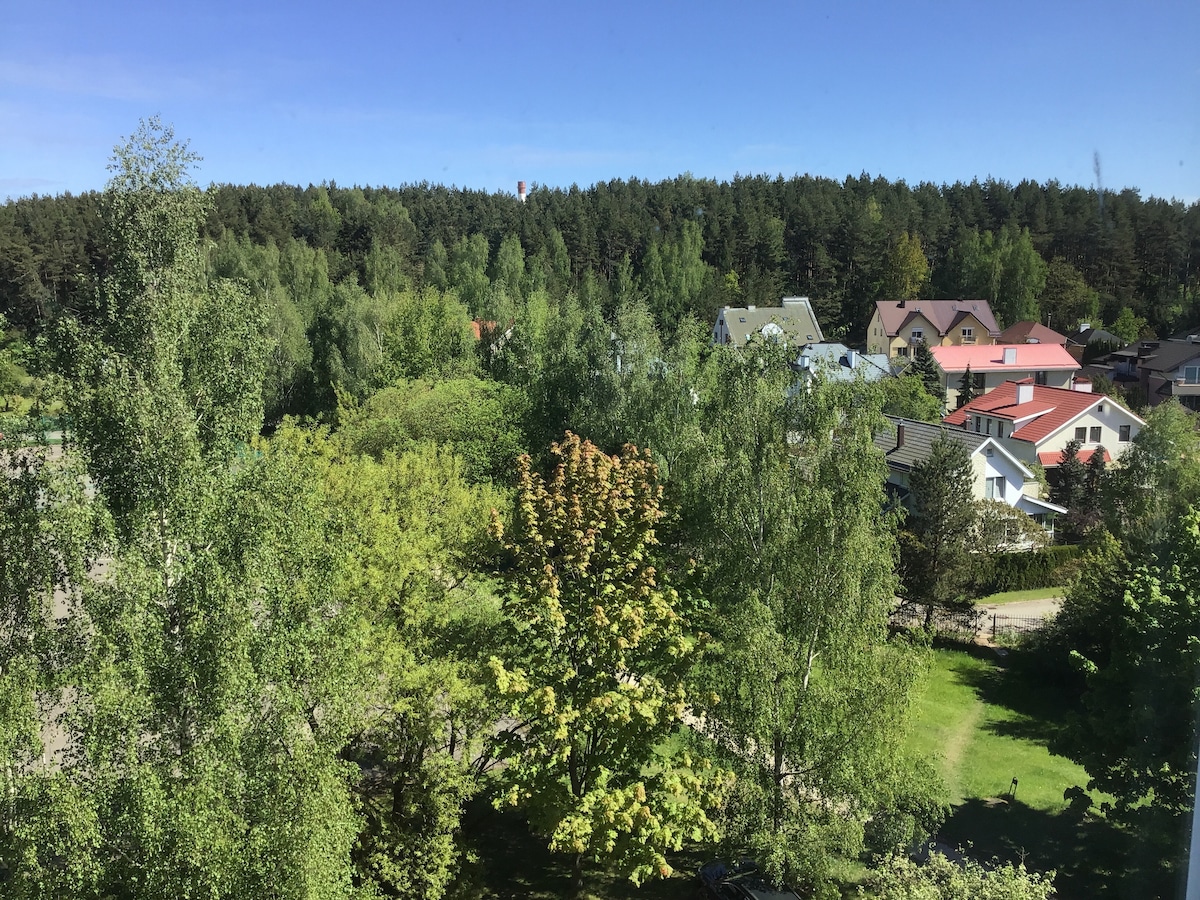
[[862, 852, 1054, 899], [1050, 438, 1088, 513], [1108, 305, 1149, 344], [1102, 400, 1200, 551], [901, 433, 976, 623], [882, 232, 930, 300], [488, 433, 732, 888], [1041, 257, 1099, 332], [689, 345, 928, 891], [878, 374, 943, 423], [1058, 508, 1200, 881]]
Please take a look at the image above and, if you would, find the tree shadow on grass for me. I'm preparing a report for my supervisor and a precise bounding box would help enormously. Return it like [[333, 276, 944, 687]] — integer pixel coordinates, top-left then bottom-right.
[[937, 797, 1176, 900], [944, 646, 1080, 749]]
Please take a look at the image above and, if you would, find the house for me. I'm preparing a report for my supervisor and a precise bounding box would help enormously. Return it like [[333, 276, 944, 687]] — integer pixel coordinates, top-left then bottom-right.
[[791, 342, 892, 385], [712, 297, 823, 347], [866, 299, 1000, 357], [943, 380, 1145, 470], [873, 415, 1066, 529], [1123, 337, 1200, 411], [1063, 324, 1123, 362], [930, 344, 1079, 408], [998, 321, 1068, 345]]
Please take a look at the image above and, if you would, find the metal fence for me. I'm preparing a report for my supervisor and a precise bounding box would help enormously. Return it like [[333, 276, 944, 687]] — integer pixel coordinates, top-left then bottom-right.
[[890, 604, 1049, 643]]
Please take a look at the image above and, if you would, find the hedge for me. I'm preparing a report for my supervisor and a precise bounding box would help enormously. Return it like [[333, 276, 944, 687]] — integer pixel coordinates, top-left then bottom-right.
[[975, 545, 1083, 594]]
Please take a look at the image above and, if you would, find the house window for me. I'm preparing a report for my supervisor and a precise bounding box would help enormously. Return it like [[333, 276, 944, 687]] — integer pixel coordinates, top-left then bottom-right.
[[1090, 426, 1102, 443], [961, 327, 975, 344], [1184, 365, 1200, 384], [997, 423, 1005, 438], [910, 328, 923, 342], [1035, 371, 1048, 385], [985, 476, 1005, 500], [1074, 426, 1087, 442], [1119, 424, 1131, 442], [986, 419, 992, 435], [974, 416, 981, 434], [895, 346, 909, 358]]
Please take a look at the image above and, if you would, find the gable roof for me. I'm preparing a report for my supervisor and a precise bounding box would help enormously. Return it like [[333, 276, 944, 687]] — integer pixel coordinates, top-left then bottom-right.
[[715, 297, 824, 347], [873, 299, 1001, 338], [794, 343, 891, 382], [930, 343, 1079, 374], [1064, 326, 1123, 347], [998, 321, 1068, 345], [943, 381, 1144, 445], [873, 416, 1031, 478]]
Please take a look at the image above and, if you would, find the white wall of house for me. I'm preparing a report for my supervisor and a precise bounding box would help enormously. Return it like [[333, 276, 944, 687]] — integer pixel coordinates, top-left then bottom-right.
[[970, 445, 1029, 505], [943, 368, 1075, 407], [1028, 402, 1142, 461]]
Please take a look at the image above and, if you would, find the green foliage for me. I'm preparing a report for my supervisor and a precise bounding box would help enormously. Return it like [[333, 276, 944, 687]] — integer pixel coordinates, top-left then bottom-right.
[[908, 341, 942, 404], [1107, 306, 1148, 343], [1056, 510, 1200, 878], [688, 345, 926, 891], [973, 545, 1082, 595], [878, 374, 944, 423], [900, 434, 976, 618], [337, 376, 528, 482], [882, 232, 930, 300], [954, 365, 977, 409], [944, 225, 1047, 328], [861, 852, 1055, 899], [488, 434, 731, 885], [1041, 257, 1099, 332]]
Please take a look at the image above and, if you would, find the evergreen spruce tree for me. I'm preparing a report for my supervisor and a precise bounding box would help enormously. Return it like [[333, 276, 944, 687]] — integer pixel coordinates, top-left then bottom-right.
[[955, 364, 978, 409]]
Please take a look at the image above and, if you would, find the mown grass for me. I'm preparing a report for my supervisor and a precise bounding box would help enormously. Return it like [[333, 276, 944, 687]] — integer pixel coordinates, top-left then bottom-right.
[[975, 586, 1063, 605], [906, 646, 1166, 898]]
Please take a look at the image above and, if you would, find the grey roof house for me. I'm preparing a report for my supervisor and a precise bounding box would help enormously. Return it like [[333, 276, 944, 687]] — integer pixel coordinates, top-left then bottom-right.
[[792, 343, 892, 384], [712, 297, 824, 347]]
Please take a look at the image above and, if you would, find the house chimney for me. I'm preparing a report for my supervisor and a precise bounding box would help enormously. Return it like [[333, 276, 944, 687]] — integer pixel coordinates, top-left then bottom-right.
[[1072, 377, 1093, 393], [517, 181, 527, 203], [1016, 382, 1034, 405], [845, 349, 858, 368], [896, 422, 906, 449], [1002, 347, 1017, 365]]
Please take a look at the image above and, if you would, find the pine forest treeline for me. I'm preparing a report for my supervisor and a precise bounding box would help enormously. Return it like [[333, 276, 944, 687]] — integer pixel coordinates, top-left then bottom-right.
[[4, 174, 1198, 344]]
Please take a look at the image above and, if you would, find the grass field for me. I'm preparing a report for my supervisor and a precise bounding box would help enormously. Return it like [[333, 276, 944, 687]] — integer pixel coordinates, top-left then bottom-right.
[[975, 587, 1063, 605], [907, 646, 1163, 898]]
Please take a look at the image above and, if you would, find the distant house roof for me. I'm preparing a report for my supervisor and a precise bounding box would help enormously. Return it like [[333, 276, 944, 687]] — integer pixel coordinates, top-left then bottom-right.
[[944, 381, 1144, 446], [1064, 326, 1123, 348], [873, 416, 992, 472], [998, 321, 1068, 345], [873, 299, 1001, 339], [713, 297, 824, 347], [873, 415, 1036, 478], [793, 343, 891, 382], [1134, 339, 1200, 375], [929, 343, 1079, 374], [1037, 448, 1112, 467]]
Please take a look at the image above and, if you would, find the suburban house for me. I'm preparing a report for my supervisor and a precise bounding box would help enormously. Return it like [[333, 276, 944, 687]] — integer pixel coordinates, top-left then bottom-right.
[[1097, 337, 1200, 411], [943, 380, 1145, 470], [930, 343, 1079, 408], [1064, 324, 1123, 362], [791, 342, 892, 385], [866, 299, 1000, 357], [712, 296, 824, 347], [873, 415, 1066, 530], [998, 321, 1068, 345]]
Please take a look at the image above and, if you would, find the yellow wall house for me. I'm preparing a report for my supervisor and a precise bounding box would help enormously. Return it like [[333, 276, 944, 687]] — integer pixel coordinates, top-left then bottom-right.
[[866, 299, 1001, 357]]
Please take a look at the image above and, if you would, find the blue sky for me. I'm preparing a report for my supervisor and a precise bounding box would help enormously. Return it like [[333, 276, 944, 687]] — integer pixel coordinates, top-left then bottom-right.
[[3, 0, 1198, 203]]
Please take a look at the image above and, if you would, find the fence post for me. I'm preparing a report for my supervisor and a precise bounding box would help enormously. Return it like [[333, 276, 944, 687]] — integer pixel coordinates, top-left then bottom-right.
[[992, 614, 997, 641]]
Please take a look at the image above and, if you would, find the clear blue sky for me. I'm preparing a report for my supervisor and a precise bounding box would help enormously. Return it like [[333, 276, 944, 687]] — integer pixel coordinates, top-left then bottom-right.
[[3, 0, 1198, 203]]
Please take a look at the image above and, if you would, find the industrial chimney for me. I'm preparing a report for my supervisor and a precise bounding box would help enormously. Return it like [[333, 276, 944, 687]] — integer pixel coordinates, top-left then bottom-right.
[[517, 181, 527, 203]]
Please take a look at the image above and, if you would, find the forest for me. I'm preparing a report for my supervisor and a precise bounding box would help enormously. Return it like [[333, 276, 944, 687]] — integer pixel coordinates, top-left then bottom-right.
[[2, 120, 1199, 900]]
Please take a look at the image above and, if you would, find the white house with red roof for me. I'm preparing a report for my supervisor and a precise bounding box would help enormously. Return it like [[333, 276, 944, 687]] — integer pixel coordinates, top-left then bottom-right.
[[866, 299, 1001, 357], [943, 380, 1145, 469], [930, 343, 1080, 408]]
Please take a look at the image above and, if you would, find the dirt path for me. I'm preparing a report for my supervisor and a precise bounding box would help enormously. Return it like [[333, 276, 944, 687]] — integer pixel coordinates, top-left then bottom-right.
[[977, 597, 1063, 619], [941, 696, 984, 802]]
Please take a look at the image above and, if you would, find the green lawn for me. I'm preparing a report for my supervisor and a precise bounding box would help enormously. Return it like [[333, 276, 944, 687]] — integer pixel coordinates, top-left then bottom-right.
[[906, 647, 1157, 898], [975, 586, 1063, 605]]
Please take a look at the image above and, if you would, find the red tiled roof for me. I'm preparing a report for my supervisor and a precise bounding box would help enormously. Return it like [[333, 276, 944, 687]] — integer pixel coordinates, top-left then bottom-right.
[[1038, 448, 1112, 467], [874, 299, 1000, 338], [944, 381, 1114, 445], [930, 343, 1079, 373], [998, 321, 1068, 345]]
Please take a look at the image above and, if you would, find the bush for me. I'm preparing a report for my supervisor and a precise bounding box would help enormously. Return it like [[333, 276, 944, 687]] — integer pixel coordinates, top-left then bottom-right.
[[974, 545, 1082, 595]]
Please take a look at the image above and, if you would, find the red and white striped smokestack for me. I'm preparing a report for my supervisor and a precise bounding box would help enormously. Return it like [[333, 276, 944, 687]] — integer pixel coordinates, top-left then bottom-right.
[[517, 181, 527, 203]]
